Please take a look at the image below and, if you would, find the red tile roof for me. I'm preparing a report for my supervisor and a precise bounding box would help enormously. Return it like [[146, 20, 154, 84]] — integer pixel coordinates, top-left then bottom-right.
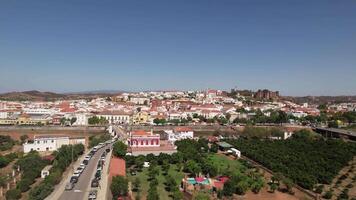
[[109, 157, 126, 179]]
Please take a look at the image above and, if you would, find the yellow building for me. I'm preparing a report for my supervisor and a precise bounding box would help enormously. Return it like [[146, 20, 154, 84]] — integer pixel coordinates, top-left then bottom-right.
[[133, 111, 150, 125], [0, 113, 51, 125]]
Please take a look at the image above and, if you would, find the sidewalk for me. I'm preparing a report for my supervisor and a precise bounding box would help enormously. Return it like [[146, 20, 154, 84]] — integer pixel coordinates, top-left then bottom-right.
[[96, 147, 113, 200]]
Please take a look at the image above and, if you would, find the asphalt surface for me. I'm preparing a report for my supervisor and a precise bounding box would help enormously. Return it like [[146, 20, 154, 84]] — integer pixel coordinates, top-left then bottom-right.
[[58, 145, 108, 200]]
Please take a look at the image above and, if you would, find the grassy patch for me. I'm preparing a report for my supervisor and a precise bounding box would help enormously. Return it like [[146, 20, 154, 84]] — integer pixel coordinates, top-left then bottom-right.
[[207, 154, 245, 173], [127, 164, 184, 200]]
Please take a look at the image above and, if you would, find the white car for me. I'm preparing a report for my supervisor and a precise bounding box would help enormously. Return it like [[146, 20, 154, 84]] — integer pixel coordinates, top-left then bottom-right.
[[80, 163, 86, 169], [77, 167, 84, 174], [73, 172, 81, 177]]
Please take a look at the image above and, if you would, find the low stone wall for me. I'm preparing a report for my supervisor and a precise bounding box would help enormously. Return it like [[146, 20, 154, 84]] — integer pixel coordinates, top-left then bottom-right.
[[0, 125, 106, 131]]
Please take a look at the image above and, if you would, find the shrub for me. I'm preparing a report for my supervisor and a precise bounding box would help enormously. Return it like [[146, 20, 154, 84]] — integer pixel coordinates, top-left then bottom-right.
[[6, 189, 22, 200]]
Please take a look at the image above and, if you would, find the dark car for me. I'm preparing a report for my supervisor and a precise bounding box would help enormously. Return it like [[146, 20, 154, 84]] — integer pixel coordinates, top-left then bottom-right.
[[95, 170, 101, 179], [70, 176, 78, 183], [105, 148, 110, 153], [91, 178, 99, 188]]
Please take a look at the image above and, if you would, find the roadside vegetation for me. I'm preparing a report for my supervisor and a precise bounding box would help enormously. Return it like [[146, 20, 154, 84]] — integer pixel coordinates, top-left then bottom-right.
[[89, 134, 111, 148], [0, 152, 18, 168], [0, 135, 16, 151], [6, 151, 49, 200], [28, 144, 84, 200], [226, 129, 356, 190], [2, 144, 86, 200]]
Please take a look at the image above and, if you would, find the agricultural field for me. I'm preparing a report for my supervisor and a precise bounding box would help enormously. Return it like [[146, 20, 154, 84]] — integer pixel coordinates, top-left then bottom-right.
[[127, 164, 184, 200], [226, 130, 356, 191]]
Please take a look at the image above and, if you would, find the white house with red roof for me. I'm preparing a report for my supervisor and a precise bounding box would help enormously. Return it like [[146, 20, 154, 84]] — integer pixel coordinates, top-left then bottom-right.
[[128, 130, 160, 147], [164, 127, 194, 144]]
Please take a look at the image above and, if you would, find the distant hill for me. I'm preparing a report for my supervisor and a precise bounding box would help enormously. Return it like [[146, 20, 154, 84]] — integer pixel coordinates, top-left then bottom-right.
[[0, 90, 116, 101], [283, 96, 356, 105]]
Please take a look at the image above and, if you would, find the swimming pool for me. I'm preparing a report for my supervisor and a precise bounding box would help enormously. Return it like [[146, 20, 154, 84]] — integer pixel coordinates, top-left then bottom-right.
[[187, 178, 210, 185]]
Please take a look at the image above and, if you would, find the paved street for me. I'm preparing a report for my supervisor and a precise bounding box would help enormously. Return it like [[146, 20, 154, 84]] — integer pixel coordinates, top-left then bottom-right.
[[57, 145, 109, 200]]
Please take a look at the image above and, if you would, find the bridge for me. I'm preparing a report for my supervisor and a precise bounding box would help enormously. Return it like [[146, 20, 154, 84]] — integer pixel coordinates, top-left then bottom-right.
[[313, 127, 356, 141]]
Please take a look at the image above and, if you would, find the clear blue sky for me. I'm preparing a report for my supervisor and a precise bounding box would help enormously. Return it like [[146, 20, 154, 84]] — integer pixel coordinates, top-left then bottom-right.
[[1, 0, 355, 96]]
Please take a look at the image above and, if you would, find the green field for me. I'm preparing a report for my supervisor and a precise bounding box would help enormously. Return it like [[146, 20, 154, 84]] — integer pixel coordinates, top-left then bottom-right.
[[207, 154, 245, 173], [127, 164, 184, 200]]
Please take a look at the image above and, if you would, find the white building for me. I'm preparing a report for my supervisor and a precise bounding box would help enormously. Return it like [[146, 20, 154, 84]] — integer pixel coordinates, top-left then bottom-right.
[[23, 108, 55, 115], [97, 110, 132, 124], [23, 135, 85, 153], [164, 127, 194, 144], [66, 112, 92, 126], [130, 97, 150, 105]]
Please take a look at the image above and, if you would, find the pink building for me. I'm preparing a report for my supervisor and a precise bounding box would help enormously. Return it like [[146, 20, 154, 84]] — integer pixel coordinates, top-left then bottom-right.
[[128, 130, 160, 147]]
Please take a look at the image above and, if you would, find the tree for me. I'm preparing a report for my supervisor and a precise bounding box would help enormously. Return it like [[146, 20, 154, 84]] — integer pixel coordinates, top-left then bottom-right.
[[210, 143, 218, 153], [222, 180, 235, 196], [70, 117, 77, 125], [60, 117, 66, 125], [193, 192, 210, 200], [282, 177, 294, 194], [20, 134, 29, 144], [147, 185, 159, 200], [161, 160, 170, 175], [184, 160, 201, 176], [269, 183, 278, 193], [6, 189, 21, 200], [110, 176, 128, 198], [251, 177, 265, 194], [133, 177, 141, 192], [172, 188, 183, 200], [113, 141, 127, 158], [165, 175, 177, 192], [236, 180, 249, 195], [153, 118, 166, 125], [323, 190, 333, 199]]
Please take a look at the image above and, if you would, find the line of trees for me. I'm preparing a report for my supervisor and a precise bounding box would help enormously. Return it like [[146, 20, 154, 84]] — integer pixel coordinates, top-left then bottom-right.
[[88, 116, 108, 125], [111, 176, 128, 199], [28, 144, 85, 200]]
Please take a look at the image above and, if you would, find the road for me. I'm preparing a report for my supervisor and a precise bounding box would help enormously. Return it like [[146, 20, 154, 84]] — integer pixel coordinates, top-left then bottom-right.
[[58, 145, 109, 200]]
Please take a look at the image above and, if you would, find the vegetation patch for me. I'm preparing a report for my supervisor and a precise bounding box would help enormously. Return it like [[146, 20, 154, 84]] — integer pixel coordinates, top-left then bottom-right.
[[226, 129, 356, 190]]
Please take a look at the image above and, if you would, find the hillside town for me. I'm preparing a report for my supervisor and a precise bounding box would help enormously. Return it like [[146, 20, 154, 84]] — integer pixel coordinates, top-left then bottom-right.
[[1, 89, 354, 128], [0, 89, 355, 200]]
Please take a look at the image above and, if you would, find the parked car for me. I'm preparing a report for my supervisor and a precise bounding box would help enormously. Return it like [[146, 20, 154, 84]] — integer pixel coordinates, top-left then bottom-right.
[[83, 159, 89, 165], [77, 167, 84, 174], [65, 182, 74, 190], [95, 170, 101, 180], [73, 172, 81, 177], [88, 190, 97, 200], [70, 176, 78, 183], [91, 178, 99, 188], [80, 163, 86, 169]]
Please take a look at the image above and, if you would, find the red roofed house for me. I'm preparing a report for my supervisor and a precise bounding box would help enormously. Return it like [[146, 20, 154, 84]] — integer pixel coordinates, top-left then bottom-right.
[[128, 130, 160, 147]]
